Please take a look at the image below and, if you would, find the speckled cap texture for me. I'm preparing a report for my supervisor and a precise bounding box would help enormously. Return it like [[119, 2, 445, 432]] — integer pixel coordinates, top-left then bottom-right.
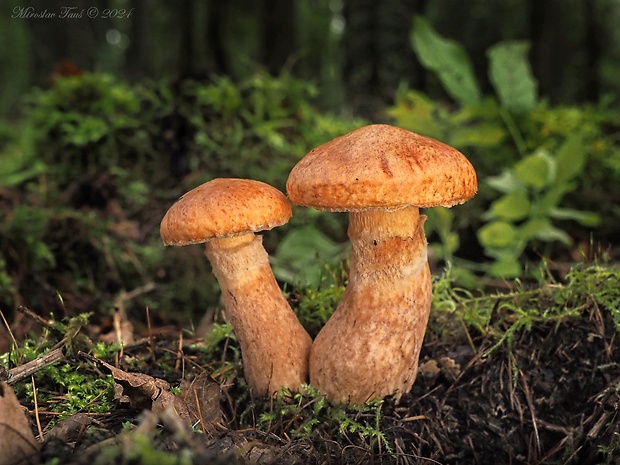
[[160, 178, 292, 245], [286, 124, 478, 211]]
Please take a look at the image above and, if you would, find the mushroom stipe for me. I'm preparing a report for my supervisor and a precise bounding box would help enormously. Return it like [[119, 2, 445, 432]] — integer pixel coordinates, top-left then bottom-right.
[[160, 178, 312, 396], [287, 124, 478, 404]]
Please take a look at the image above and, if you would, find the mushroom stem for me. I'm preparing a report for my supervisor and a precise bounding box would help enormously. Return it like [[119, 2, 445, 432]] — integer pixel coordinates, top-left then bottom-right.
[[309, 206, 432, 404], [205, 233, 312, 396]]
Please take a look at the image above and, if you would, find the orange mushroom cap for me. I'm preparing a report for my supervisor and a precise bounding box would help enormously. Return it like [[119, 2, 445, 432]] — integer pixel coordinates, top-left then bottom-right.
[[287, 124, 478, 212], [161, 178, 292, 246]]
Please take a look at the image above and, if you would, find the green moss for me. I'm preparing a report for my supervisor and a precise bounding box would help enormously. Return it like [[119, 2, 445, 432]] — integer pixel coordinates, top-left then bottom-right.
[[431, 262, 620, 354], [255, 385, 391, 454]]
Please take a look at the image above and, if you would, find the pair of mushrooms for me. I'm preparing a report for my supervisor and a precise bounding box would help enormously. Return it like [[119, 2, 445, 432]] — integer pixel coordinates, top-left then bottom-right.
[[160, 124, 477, 404]]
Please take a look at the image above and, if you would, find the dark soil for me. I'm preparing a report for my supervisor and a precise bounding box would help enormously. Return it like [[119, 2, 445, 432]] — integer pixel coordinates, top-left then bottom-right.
[[23, 297, 618, 465], [380, 305, 620, 465]]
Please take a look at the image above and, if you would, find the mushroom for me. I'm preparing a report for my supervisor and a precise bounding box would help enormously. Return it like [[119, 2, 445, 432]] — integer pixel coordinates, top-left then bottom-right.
[[286, 124, 477, 404], [160, 178, 313, 396]]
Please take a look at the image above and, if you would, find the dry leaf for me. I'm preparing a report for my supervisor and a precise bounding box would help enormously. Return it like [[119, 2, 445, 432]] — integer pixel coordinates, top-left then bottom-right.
[[98, 320, 135, 346], [45, 413, 93, 443], [438, 356, 461, 381], [108, 220, 140, 241], [0, 382, 39, 465], [152, 385, 190, 419], [418, 359, 441, 380], [93, 357, 191, 420], [99, 308, 135, 346], [181, 372, 224, 434]]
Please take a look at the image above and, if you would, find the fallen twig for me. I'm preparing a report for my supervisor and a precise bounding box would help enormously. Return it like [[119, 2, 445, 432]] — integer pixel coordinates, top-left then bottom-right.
[[2, 348, 65, 385], [16, 306, 58, 333]]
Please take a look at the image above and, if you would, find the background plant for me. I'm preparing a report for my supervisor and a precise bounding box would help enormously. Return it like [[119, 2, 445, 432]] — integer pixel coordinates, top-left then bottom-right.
[[479, 134, 601, 276], [0, 71, 362, 326], [388, 16, 618, 278]]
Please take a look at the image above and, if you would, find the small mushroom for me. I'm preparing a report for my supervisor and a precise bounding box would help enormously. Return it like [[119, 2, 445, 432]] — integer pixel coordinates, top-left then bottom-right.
[[286, 124, 477, 404], [160, 178, 312, 396]]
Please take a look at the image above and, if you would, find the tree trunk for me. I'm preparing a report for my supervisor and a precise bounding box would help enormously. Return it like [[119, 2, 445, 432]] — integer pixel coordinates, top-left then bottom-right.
[[206, 0, 229, 75], [25, 0, 110, 82], [529, 0, 589, 103], [583, 0, 600, 102], [124, 0, 149, 79], [259, 0, 297, 75], [177, 0, 195, 78], [342, 0, 421, 117]]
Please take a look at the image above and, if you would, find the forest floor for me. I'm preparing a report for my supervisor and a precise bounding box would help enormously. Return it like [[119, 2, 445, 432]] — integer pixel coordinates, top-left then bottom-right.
[[2, 268, 619, 465]]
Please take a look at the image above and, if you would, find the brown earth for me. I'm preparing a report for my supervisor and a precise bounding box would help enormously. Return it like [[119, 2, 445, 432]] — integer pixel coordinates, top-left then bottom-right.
[[21, 296, 617, 465]]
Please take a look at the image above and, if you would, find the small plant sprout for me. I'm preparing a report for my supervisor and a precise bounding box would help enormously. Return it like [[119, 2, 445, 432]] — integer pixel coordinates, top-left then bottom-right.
[[287, 124, 477, 404], [160, 178, 312, 396]]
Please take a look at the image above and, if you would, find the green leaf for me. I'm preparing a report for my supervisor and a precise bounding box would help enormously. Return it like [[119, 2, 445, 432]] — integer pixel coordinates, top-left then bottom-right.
[[63, 116, 108, 146], [426, 206, 453, 233], [411, 16, 481, 106], [487, 41, 538, 112], [536, 226, 573, 245], [520, 217, 549, 240], [196, 76, 242, 115], [426, 207, 460, 260], [271, 226, 348, 288], [449, 123, 506, 148], [478, 221, 519, 250], [537, 183, 574, 213], [548, 207, 601, 227], [554, 133, 587, 184], [521, 218, 572, 245], [489, 192, 531, 221], [0, 148, 47, 187], [486, 170, 523, 194], [513, 151, 554, 190], [387, 89, 445, 139], [489, 256, 522, 278]]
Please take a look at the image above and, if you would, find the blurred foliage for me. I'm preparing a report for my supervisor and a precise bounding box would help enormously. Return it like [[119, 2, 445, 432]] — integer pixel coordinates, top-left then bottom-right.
[[389, 17, 620, 278], [0, 18, 619, 332], [4, 0, 620, 116], [24, 73, 164, 190], [480, 135, 601, 277], [0, 71, 363, 324], [411, 15, 482, 107], [177, 74, 364, 191]]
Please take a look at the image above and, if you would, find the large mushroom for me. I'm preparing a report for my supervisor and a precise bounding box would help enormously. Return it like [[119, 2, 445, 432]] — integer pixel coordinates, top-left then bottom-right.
[[286, 124, 477, 404], [160, 178, 313, 396]]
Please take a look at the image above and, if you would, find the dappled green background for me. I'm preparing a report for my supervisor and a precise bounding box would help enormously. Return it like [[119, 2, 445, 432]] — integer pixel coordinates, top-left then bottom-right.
[[3, 0, 620, 115], [1, 0, 619, 341]]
